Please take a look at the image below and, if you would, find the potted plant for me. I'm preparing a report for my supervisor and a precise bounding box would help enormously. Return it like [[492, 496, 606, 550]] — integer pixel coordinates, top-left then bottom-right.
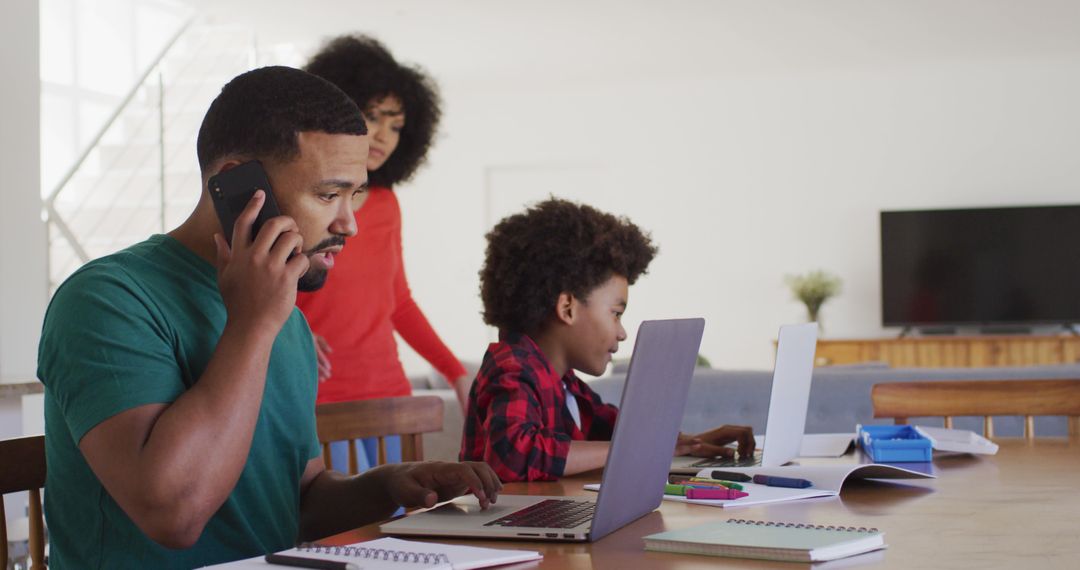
[[785, 270, 841, 331]]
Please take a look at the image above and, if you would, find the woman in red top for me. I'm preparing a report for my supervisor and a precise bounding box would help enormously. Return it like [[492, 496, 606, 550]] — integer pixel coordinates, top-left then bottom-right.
[[298, 35, 468, 470]]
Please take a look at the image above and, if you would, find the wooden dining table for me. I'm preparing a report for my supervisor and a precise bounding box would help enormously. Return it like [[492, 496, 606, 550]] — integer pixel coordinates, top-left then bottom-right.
[[320, 439, 1080, 568]]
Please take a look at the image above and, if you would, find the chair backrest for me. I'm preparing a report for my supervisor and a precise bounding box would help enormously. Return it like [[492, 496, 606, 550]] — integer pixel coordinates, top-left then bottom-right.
[[0, 435, 46, 569], [315, 396, 444, 474], [872, 379, 1080, 439]]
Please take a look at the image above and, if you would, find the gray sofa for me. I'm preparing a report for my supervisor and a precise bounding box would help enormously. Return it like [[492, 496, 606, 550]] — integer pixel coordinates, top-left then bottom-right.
[[414, 362, 1080, 462], [591, 362, 1080, 438]]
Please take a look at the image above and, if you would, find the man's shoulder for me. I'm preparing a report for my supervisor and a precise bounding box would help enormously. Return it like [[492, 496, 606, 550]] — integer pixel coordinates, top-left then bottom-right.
[[43, 236, 215, 346], [53, 235, 209, 302], [37, 239, 196, 414], [51, 243, 145, 307], [60, 235, 165, 278]]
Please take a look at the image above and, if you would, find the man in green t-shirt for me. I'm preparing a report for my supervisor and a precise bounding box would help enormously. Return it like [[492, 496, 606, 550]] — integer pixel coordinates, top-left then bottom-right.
[[37, 66, 501, 569]]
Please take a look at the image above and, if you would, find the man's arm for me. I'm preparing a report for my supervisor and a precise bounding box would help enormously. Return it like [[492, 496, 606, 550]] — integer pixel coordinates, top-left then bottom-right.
[[297, 457, 502, 542], [77, 193, 309, 549]]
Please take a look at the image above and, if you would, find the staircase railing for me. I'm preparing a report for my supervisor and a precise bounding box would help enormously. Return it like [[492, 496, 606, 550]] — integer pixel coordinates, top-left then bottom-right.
[[44, 19, 192, 265], [43, 20, 261, 291]]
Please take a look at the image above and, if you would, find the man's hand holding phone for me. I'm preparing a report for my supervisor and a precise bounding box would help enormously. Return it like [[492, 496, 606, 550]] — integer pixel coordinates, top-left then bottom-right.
[[213, 190, 309, 335]]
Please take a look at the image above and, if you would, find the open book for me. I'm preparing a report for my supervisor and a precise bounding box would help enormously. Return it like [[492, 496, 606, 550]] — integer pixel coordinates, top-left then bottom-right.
[[586, 462, 934, 508], [203, 537, 542, 569]]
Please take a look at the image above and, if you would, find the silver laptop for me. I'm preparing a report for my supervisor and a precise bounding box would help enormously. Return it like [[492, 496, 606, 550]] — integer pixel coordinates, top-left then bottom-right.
[[671, 322, 819, 473], [381, 318, 705, 542]]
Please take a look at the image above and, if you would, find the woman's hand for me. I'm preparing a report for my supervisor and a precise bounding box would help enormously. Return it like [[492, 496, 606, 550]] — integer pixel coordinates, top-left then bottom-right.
[[452, 375, 473, 412], [312, 333, 332, 381]]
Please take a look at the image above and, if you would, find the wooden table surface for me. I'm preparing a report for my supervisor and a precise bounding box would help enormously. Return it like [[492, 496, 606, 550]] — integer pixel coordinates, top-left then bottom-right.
[[322, 440, 1080, 568]]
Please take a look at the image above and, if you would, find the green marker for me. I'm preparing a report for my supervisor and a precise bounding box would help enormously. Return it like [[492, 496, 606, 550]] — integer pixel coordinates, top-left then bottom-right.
[[691, 477, 743, 490], [664, 483, 688, 496]]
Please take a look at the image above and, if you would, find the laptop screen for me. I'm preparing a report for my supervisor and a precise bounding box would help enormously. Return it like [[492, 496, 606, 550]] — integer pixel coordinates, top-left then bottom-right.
[[760, 323, 819, 466], [590, 318, 705, 541]]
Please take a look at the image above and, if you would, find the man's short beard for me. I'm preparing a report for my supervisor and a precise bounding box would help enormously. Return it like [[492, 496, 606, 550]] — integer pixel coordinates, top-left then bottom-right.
[[295, 235, 345, 292], [297, 266, 328, 292]]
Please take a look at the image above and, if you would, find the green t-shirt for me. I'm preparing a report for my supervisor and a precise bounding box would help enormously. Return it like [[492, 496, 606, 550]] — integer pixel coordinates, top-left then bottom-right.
[[38, 234, 320, 569]]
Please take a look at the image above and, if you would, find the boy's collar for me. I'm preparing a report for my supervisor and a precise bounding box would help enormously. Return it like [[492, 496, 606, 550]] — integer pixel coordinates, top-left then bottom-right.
[[498, 331, 560, 378]]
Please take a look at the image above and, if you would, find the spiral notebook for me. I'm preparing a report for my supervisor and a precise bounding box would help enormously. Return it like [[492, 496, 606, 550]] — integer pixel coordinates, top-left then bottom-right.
[[204, 537, 542, 569], [644, 518, 886, 563]]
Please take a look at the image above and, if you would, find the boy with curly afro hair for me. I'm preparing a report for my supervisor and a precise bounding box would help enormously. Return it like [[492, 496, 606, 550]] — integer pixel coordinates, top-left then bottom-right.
[[460, 198, 754, 482]]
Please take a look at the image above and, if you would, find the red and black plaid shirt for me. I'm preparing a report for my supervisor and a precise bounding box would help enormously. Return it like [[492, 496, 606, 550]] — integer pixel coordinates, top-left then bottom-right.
[[459, 332, 619, 482]]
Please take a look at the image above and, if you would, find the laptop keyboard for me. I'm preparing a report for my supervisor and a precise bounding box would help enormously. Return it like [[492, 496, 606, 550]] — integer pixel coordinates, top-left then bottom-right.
[[484, 499, 595, 529]]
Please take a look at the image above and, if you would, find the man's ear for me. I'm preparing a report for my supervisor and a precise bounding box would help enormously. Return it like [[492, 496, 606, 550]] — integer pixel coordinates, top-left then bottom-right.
[[202, 158, 246, 191], [553, 292, 576, 326], [214, 159, 245, 177]]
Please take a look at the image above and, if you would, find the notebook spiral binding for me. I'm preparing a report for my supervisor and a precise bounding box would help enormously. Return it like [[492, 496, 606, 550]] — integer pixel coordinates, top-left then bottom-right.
[[298, 543, 451, 565], [727, 519, 879, 533]]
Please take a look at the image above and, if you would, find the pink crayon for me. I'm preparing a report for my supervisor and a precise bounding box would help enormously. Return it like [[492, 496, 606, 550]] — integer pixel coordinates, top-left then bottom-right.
[[685, 487, 749, 500]]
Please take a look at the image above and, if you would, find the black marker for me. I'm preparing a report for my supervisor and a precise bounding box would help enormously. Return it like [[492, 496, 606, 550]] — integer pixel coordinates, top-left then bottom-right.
[[752, 474, 813, 488], [710, 470, 752, 482], [265, 553, 359, 570]]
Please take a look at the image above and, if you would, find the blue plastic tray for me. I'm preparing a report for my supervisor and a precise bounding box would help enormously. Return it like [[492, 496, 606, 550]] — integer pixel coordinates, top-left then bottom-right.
[[858, 425, 933, 462]]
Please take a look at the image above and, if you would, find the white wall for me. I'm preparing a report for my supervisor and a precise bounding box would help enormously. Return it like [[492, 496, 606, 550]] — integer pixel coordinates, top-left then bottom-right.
[[0, 0, 43, 538], [1, 0, 46, 386], [122, 1, 1080, 370]]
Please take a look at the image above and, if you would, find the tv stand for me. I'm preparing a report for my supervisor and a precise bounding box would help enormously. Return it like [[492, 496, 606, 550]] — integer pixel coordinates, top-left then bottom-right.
[[898, 326, 958, 338], [898, 324, 1068, 338], [816, 334, 1080, 367], [978, 324, 1035, 335]]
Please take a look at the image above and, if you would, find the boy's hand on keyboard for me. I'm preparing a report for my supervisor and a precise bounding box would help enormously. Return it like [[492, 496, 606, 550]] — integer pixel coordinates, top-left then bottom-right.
[[675, 425, 757, 459], [675, 433, 737, 458]]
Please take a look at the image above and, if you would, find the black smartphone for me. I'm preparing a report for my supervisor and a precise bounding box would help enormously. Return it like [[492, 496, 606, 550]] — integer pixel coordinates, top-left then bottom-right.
[[207, 160, 283, 246]]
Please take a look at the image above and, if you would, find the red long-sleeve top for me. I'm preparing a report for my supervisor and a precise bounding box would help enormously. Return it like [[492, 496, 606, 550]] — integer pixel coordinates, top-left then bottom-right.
[[296, 186, 466, 404]]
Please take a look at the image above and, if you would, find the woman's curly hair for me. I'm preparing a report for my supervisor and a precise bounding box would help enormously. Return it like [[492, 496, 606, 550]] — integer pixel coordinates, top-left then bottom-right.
[[480, 198, 658, 334], [305, 34, 441, 187]]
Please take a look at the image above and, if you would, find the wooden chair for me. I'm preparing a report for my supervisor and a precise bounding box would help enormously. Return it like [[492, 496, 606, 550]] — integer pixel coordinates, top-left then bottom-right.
[[315, 396, 445, 475], [0, 435, 46, 569], [872, 379, 1080, 440]]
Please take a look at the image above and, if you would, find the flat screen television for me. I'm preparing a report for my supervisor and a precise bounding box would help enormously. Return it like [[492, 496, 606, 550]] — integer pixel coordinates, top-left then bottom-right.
[[880, 205, 1080, 328]]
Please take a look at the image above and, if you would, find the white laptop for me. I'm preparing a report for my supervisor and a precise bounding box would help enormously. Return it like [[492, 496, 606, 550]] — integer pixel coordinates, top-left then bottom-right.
[[381, 318, 705, 542], [670, 322, 847, 473]]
